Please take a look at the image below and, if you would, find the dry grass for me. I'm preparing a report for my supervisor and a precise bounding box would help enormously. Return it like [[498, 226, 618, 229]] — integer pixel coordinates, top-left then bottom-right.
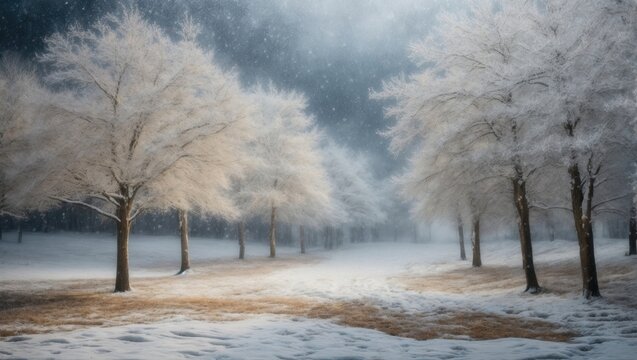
[[307, 301, 574, 342], [0, 290, 575, 342], [399, 260, 637, 306]]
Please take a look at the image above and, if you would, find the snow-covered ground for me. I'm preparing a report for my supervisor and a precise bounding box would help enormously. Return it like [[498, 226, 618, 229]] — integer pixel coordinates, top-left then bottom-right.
[[0, 231, 298, 281], [1, 232, 636, 359]]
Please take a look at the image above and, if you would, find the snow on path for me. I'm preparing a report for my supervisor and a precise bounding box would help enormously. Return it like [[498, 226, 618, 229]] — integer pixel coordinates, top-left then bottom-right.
[[2, 316, 633, 360], [256, 239, 637, 343]]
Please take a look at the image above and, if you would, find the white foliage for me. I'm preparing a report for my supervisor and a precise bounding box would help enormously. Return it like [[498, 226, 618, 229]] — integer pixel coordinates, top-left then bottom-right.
[[374, 0, 637, 224], [0, 54, 55, 216], [233, 86, 333, 227], [33, 9, 253, 221], [322, 141, 386, 226]]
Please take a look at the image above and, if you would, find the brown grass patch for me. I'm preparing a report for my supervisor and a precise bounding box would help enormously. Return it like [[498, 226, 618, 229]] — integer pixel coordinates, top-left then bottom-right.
[[0, 289, 575, 342], [308, 301, 574, 342], [400, 260, 637, 300]]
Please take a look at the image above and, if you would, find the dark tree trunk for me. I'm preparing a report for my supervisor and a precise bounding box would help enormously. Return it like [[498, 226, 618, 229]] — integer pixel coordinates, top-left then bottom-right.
[[457, 216, 466, 261], [238, 221, 246, 260], [115, 200, 132, 292], [177, 209, 190, 275], [300, 225, 306, 254], [471, 217, 481, 267], [269, 206, 277, 258], [512, 177, 541, 293], [568, 162, 601, 298], [17, 221, 22, 244], [629, 206, 636, 255]]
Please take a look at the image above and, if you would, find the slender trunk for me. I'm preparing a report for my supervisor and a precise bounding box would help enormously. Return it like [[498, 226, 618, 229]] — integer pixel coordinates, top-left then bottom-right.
[[512, 177, 541, 293], [471, 216, 481, 267], [300, 225, 306, 254], [457, 216, 466, 261], [269, 206, 276, 258], [177, 209, 190, 275], [238, 221, 246, 259], [330, 227, 335, 249], [583, 166, 600, 297], [17, 221, 22, 243], [115, 200, 132, 292], [629, 206, 636, 255], [568, 162, 601, 298]]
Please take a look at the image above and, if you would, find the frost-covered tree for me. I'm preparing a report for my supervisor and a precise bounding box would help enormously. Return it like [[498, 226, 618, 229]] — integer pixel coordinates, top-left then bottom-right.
[[527, 1, 637, 297], [396, 143, 505, 267], [375, 2, 544, 284], [234, 86, 332, 258], [322, 141, 386, 246], [375, 0, 636, 295], [0, 53, 55, 238], [35, 10, 252, 291]]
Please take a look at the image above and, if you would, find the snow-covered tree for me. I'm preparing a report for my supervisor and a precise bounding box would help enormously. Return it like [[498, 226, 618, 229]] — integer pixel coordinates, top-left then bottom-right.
[[395, 140, 506, 267], [0, 53, 55, 231], [234, 86, 333, 258], [375, 2, 543, 281], [527, 0, 637, 297], [322, 141, 385, 246], [34, 10, 253, 291], [375, 0, 637, 295]]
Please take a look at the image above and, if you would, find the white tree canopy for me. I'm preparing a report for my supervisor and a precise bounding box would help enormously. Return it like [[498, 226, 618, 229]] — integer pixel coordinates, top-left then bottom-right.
[[322, 141, 386, 227], [0, 53, 55, 217], [233, 86, 333, 227], [33, 10, 253, 222]]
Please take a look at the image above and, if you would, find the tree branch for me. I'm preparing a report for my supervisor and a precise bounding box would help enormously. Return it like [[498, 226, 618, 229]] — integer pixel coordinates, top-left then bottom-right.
[[50, 196, 120, 222], [592, 194, 631, 210]]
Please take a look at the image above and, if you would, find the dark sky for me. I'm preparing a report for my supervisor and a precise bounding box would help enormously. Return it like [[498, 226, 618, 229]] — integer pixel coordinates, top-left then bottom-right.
[[0, 0, 457, 176]]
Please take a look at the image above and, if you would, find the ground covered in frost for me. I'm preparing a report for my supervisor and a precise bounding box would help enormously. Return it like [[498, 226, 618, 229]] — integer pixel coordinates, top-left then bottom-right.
[[1, 231, 636, 359]]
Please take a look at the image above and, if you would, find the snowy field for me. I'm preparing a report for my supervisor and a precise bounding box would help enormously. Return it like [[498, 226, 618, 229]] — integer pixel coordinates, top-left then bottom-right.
[[1, 232, 637, 359]]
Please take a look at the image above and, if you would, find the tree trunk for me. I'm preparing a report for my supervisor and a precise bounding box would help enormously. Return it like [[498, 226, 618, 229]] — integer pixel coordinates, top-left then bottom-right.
[[512, 177, 541, 293], [629, 206, 636, 255], [300, 225, 306, 254], [471, 217, 481, 267], [17, 221, 23, 244], [457, 216, 466, 261], [115, 200, 132, 292], [269, 206, 277, 258], [568, 162, 601, 298], [177, 209, 190, 275], [238, 221, 246, 259]]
